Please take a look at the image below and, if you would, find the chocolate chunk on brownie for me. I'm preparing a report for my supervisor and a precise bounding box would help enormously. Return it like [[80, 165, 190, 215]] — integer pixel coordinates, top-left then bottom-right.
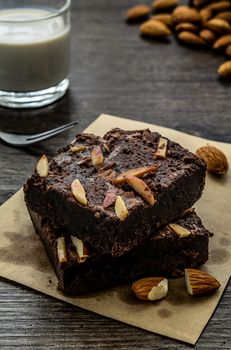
[[24, 128, 206, 256], [29, 208, 212, 295]]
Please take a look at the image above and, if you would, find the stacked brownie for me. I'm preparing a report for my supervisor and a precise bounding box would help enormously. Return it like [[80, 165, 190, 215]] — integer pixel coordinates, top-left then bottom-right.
[[24, 128, 212, 295]]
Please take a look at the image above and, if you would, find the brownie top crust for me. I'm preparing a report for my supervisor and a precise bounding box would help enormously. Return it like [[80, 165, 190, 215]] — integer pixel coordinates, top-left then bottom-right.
[[24, 128, 206, 256]]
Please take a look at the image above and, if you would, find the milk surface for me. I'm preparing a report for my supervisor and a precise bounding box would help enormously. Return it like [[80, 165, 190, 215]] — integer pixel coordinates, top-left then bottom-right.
[[0, 8, 70, 92]]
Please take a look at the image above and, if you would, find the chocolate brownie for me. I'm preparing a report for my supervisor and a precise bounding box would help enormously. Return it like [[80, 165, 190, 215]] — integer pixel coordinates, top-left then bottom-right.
[[29, 209, 212, 295], [24, 128, 206, 256]]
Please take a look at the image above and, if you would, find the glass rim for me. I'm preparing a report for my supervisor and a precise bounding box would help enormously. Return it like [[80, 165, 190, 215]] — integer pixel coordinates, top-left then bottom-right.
[[0, 0, 71, 23]]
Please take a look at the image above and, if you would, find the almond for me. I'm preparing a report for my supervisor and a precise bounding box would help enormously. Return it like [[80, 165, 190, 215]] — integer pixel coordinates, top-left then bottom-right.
[[155, 137, 168, 158], [178, 31, 206, 45], [200, 29, 216, 44], [213, 34, 231, 49], [172, 6, 200, 24], [126, 5, 151, 23], [151, 13, 173, 27], [206, 18, 230, 34], [70, 145, 86, 153], [152, 0, 178, 11], [132, 277, 168, 301], [57, 237, 67, 263], [115, 195, 129, 221], [125, 175, 155, 205], [207, 1, 231, 13], [168, 223, 191, 238], [36, 154, 49, 177], [103, 192, 117, 208], [98, 168, 116, 181], [140, 19, 172, 38], [91, 146, 104, 166], [199, 7, 213, 23], [175, 22, 198, 32], [196, 145, 229, 174], [185, 269, 221, 295], [71, 236, 89, 263], [71, 179, 88, 205], [215, 11, 231, 23], [225, 44, 231, 56], [113, 165, 157, 185], [192, 0, 208, 7], [218, 60, 231, 77], [103, 143, 110, 153]]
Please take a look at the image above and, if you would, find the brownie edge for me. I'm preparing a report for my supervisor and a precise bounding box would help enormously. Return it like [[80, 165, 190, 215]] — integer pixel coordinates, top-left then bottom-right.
[[29, 208, 211, 295], [24, 128, 206, 256]]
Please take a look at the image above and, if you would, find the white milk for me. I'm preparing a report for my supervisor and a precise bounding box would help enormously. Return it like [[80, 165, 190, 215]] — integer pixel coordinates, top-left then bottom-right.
[[0, 8, 70, 92]]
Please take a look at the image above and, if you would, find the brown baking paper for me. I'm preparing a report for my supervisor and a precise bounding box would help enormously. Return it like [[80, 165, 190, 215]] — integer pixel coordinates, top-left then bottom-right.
[[0, 114, 230, 345]]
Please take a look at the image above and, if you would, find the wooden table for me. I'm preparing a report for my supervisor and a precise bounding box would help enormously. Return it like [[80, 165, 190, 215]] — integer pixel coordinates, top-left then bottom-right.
[[0, 1, 230, 348]]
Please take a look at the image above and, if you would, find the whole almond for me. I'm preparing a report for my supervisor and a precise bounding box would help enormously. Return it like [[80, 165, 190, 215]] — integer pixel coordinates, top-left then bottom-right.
[[225, 44, 231, 56], [175, 22, 198, 32], [218, 60, 231, 77], [213, 34, 231, 49], [132, 277, 168, 301], [151, 13, 173, 26], [172, 6, 200, 24], [199, 7, 213, 23], [140, 19, 172, 37], [206, 18, 230, 34], [126, 5, 151, 23], [196, 145, 229, 174], [193, 0, 208, 7], [178, 31, 206, 45], [200, 29, 216, 44], [152, 0, 178, 11], [207, 1, 231, 13], [185, 269, 221, 296]]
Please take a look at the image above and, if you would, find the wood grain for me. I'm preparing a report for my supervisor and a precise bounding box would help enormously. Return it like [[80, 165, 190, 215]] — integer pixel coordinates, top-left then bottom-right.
[[0, 0, 230, 349]]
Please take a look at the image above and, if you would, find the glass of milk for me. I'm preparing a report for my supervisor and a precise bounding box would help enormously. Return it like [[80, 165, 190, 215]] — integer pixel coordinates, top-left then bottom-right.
[[0, 0, 71, 108]]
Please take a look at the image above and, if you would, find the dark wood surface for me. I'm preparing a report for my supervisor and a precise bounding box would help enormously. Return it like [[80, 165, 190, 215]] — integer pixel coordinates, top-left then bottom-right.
[[0, 1, 230, 349]]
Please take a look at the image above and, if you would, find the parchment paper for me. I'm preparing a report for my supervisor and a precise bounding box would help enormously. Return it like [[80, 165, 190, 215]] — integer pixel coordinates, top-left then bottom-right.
[[0, 114, 230, 345]]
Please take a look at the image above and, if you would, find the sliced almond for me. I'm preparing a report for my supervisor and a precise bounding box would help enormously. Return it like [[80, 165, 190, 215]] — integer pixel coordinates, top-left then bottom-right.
[[71, 179, 88, 205], [185, 269, 221, 296], [36, 155, 49, 177], [98, 168, 116, 181], [115, 195, 129, 221], [155, 137, 168, 158], [57, 237, 67, 263], [132, 277, 168, 301], [70, 145, 86, 153], [125, 175, 155, 205], [113, 165, 157, 185], [168, 223, 191, 238], [140, 19, 172, 38], [71, 235, 89, 263], [103, 143, 110, 153], [103, 192, 117, 208], [91, 146, 104, 166]]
